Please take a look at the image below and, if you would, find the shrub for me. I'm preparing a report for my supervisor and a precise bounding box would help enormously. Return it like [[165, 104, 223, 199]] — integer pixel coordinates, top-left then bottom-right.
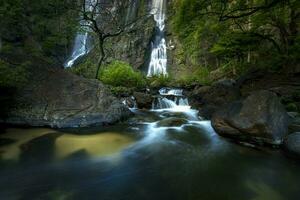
[[0, 59, 29, 88], [147, 75, 172, 88], [68, 58, 97, 79], [100, 61, 146, 88], [175, 67, 212, 86]]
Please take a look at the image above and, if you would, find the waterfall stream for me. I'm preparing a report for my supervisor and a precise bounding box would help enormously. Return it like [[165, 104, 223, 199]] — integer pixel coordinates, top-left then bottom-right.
[[147, 0, 168, 77], [2, 86, 299, 199], [64, 0, 97, 68]]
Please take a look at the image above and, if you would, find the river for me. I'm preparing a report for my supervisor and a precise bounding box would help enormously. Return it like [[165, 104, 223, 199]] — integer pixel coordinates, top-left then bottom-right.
[[0, 95, 299, 200]]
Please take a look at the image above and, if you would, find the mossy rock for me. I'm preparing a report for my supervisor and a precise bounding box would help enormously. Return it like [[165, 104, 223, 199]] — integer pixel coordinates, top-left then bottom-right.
[[156, 117, 188, 127], [286, 103, 298, 112]]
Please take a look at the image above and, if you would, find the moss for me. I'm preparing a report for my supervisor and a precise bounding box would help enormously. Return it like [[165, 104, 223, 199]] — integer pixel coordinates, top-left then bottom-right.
[[147, 75, 172, 88], [0, 59, 29, 88], [110, 86, 134, 97], [286, 103, 299, 112]]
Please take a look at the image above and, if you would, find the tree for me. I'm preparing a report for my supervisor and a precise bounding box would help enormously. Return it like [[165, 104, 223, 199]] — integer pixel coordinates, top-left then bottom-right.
[[79, 0, 151, 79], [173, 0, 299, 74]]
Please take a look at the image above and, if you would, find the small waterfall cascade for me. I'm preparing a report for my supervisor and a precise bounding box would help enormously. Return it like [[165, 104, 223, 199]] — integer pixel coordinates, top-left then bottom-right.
[[122, 96, 138, 110], [152, 87, 191, 110], [147, 0, 168, 77], [64, 0, 97, 68], [159, 88, 183, 96]]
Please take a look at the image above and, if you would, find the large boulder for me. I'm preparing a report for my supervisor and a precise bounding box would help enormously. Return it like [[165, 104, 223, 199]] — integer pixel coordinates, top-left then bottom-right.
[[2, 67, 131, 128], [133, 92, 153, 109], [211, 90, 289, 145], [188, 79, 240, 119], [283, 132, 300, 158], [288, 112, 300, 134]]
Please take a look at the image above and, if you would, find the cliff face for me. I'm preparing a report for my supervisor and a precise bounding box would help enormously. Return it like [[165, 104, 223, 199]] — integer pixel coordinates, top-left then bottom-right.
[[165, 0, 193, 79], [104, 0, 155, 70]]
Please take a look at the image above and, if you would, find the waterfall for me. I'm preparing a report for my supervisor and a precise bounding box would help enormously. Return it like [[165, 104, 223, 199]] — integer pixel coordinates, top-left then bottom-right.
[[64, 0, 97, 68], [159, 88, 183, 96], [147, 0, 168, 77], [65, 33, 89, 68]]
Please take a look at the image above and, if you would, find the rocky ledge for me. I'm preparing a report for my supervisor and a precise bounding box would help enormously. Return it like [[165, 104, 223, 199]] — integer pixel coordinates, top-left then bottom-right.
[[1, 66, 131, 128], [211, 90, 289, 146]]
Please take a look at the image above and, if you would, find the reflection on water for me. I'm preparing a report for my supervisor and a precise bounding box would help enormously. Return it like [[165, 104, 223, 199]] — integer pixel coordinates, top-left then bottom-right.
[[0, 109, 300, 200], [246, 180, 283, 200], [0, 128, 57, 161], [55, 133, 134, 159]]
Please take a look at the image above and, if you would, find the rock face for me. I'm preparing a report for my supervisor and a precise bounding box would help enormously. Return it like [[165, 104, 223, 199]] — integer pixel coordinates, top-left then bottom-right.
[[106, 0, 155, 70], [211, 90, 289, 145], [283, 132, 300, 158], [188, 79, 240, 118], [288, 112, 300, 134], [133, 92, 153, 109], [2, 66, 131, 128]]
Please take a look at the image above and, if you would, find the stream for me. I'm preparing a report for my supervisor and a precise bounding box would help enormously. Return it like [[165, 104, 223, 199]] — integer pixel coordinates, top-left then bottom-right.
[[0, 89, 299, 200]]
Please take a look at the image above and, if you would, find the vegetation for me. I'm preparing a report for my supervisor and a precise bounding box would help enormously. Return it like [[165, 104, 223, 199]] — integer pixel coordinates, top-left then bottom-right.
[[99, 61, 146, 88], [0, 0, 78, 65], [172, 0, 300, 78], [80, 0, 150, 78]]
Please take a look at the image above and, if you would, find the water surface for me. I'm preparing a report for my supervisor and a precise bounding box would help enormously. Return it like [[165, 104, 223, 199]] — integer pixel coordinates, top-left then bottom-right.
[[0, 109, 299, 200]]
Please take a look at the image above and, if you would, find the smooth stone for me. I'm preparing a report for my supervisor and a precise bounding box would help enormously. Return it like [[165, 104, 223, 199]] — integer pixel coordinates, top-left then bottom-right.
[[283, 132, 300, 158], [212, 90, 289, 145], [156, 117, 188, 127]]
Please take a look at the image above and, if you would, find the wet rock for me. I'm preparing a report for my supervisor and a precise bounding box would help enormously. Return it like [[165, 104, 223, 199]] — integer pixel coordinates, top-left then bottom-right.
[[288, 112, 300, 133], [121, 97, 136, 109], [2, 66, 132, 128], [283, 132, 300, 158], [133, 92, 153, 109], [157, 117, 188, 127], [212, 90, 289, 145], [188, 79, 240, 119]]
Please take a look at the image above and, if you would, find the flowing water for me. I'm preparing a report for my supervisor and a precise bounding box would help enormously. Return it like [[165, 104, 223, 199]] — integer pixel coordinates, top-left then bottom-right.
[[0, 90, 300, 200], [147, 0, 168, 77]]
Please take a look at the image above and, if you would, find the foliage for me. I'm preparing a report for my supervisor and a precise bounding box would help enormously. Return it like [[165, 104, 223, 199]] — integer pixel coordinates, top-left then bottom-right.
[[109, 86, 134, 97], [0, 0, 78, 63], [0, 59, 29, 88], [175, 67, 212, 86], [67, 58, 97, 79], [172, 0, 300, 77], [100, 61, 146, 88], [147, 75, 172, 88]]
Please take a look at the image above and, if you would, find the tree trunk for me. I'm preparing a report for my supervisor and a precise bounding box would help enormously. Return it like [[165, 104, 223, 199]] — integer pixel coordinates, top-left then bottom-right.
[[95, 37, 105, 79]]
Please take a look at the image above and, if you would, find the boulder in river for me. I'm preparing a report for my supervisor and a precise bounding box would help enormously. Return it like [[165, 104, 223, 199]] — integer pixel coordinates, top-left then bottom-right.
[[1, 66, 132, 128], [156, 117, 188, 127], [188, 79, 240, 119], [133, 92, 153, 109], [211, 90, 289, 145], [283, 132, 300, 158], [288, 112, 300, 134]]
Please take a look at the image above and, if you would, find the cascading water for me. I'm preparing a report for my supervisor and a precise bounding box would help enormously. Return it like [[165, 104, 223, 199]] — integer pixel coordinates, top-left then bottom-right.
[[147, 0, 168, 77], [152, 87, 198, 120], [159, 88, 183, 96], [65, 32, 89, 68], [64, 0, 97, 68]]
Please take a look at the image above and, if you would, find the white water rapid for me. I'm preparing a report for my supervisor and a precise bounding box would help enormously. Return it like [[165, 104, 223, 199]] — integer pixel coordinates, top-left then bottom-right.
[[152, 88, 198, 120], [147, 0, 168, 77]]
